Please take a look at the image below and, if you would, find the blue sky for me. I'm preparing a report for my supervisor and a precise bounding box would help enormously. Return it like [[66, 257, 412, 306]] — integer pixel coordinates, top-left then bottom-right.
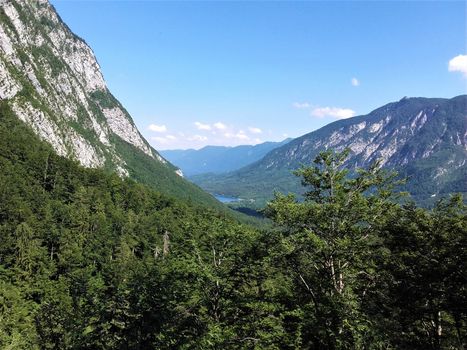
[[51, 0, 466, 150]]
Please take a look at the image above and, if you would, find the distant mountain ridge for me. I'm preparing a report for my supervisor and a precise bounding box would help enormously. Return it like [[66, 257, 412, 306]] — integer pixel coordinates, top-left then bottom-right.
[[161, 139, 291, 176], [0, 0, 221, 206], [192, 96, 467, 206]]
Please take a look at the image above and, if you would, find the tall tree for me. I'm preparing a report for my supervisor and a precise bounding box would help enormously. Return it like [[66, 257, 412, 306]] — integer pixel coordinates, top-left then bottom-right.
[[376, 195, 467, 349], [265, 149, 400, 348]]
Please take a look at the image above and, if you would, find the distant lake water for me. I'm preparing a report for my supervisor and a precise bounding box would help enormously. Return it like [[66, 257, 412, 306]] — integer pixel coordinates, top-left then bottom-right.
[[213, 194, 240, 203]]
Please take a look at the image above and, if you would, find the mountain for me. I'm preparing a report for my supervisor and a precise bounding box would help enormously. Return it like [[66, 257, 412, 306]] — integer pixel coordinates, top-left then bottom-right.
[[0, 0, 219, 206], [160, 139, 291, 177], [192, 96, 467, 206], [2, 74, 464, 350]]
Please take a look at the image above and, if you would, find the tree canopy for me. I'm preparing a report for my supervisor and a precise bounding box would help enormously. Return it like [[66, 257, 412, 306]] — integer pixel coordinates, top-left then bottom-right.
[[0, 107, 465, 349]]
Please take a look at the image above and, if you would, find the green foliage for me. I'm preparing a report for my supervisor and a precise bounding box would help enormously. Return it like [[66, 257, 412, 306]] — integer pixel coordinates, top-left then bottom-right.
[[0, 108, 465, 348], [0, 7, 19, 39], [191, 167, 302, 209], [110, 135, 224, 210], [370, 196, 467, 349], [39, 16, 55, 30], [89, 90, 119, 110], [0, 102, 267, 348], [30, 45, 65, 77], [264, 149, 401, 348]]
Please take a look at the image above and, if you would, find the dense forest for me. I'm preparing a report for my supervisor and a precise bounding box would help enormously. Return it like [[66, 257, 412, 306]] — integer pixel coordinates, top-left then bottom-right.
[[1, 102, 466, 349]]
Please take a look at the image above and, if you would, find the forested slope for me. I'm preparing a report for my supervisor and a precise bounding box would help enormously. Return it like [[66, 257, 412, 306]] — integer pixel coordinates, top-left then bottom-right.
[[193, 96, 467, 207], [0, 0, 224, 208], [0, 102, 258, 348], [0, 103, 465, 348]]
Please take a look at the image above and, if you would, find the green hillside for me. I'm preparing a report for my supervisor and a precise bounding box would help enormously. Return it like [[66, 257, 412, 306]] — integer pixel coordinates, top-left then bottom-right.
[[0, 0, 224, 209], [192, 96, 467, 208], [1, 107, 465, 347], [0, 2, 465, 348]]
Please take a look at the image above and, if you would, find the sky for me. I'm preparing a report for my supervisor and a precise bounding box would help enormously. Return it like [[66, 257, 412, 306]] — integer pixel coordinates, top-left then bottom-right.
[[51, 0, 466, 150]]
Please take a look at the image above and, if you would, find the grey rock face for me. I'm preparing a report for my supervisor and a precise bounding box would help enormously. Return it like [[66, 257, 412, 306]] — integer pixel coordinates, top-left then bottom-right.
[[0, 0, 169, 176]]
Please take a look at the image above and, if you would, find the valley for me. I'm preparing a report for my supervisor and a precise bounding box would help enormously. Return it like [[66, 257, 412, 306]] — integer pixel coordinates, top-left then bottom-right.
[[190, 96, 467, 208], [0, 0, 465, 348], [161, 139, 291, 177]]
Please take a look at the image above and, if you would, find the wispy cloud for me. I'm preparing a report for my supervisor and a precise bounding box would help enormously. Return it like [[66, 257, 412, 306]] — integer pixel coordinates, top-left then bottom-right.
[[311, 106, 356, 119], [213, 122, 227, 130], [235, 131, 249, 140], [149, 122, 268, 149], [188, 134, 208, 142], [148, 124, 167, 133], [292, 102, 311, 109], [293, 100, 356, 120], [448, 54, 467, 77], [224, 131, 249, 140], [194, 121, 211, 130], [351, 77, 360, 86], [150, 121, 268, 148], [248, 127, 262, 134]]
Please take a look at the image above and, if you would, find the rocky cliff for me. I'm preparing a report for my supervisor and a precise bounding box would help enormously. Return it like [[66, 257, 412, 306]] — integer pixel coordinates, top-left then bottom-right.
[[0, 0, 168, 175], [0, 0, 230, 206]]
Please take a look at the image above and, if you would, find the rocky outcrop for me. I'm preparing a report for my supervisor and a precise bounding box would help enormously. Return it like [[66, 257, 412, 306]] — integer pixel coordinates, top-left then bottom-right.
[[259, 96, 467, 171], [0, 0, 170, 175], [192, 96, 467, 204]]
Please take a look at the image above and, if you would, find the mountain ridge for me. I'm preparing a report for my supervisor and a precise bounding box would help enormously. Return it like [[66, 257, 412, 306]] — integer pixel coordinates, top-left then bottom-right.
[[0, 0, 222, 206], [192, 95, 467, 206], [161, 139, 291, 176]]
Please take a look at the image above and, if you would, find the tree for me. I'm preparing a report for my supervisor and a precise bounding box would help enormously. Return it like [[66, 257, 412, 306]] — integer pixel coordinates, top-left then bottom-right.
[[375, 195, 467, 349], [265, 149, 400, 348]]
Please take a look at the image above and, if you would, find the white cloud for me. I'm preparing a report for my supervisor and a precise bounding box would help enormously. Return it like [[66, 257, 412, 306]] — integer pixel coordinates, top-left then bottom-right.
[[213, 122, 227, 130], [194, 121, 211, 130], [224, 131, 249, 140], [292, 102, 311, 109], [235, 131, 249, 140], [293, 100, 356, 119], [188, 134, 208, 142], [351, 77, 360, 86], [448, 54, 467, 77], [311, 106, 356, 119], [148, 124, 167, 133], [248, 127, 262, 134], [166, 135, 177, 140]]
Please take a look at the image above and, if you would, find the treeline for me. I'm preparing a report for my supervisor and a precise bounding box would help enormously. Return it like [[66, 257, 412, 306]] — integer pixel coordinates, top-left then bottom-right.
[[0, 104, 465, 349]]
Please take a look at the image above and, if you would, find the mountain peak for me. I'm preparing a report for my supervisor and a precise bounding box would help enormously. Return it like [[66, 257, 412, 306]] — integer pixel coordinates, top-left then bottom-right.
[[0, 0, 160, 172], [0, 0, 223, 206], [192, 96, 467, 206]]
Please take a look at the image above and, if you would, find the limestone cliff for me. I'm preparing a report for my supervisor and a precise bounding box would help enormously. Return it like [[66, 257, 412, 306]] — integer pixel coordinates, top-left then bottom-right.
[[0, 0, 170, 176]]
